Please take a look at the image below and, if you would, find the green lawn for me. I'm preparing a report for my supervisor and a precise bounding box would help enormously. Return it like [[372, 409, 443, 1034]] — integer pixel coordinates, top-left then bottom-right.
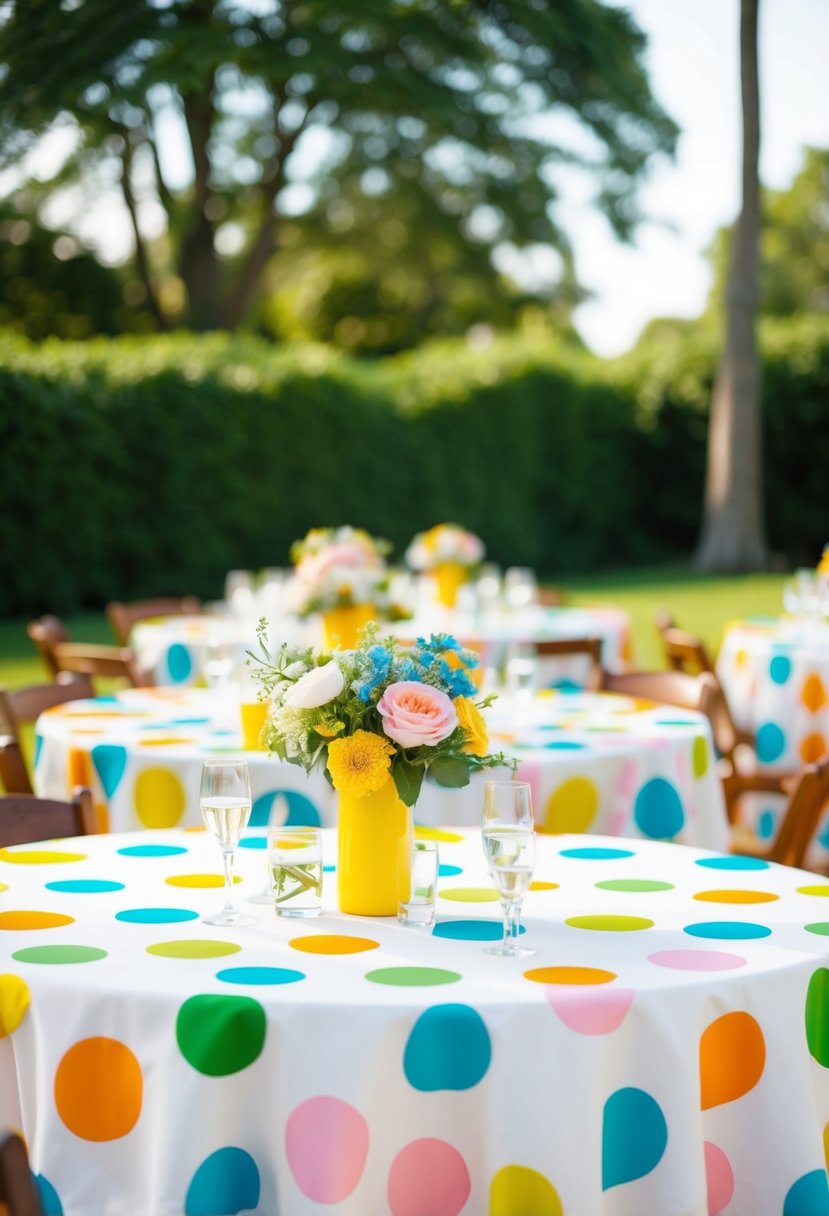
[[0, 568, 787, 689]]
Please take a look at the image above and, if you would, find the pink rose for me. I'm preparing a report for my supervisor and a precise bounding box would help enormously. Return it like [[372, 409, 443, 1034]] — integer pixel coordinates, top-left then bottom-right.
[[377, 681, 458, 749]]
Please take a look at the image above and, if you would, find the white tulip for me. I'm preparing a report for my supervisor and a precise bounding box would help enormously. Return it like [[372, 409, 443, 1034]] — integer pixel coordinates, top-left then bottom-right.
[[283, 661, 345, 709]]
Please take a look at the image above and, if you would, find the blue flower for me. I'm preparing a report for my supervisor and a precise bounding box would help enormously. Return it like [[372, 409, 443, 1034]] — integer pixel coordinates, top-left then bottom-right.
[[353, 644, 392, 703]]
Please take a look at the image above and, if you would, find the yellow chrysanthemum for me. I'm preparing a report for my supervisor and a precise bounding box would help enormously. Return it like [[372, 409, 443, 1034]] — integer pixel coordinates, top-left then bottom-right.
[[454, 696, 489, 757], [327, 730, 396, 796]]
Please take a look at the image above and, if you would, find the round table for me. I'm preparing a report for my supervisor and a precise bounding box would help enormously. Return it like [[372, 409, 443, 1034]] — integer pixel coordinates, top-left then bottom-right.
[[2, 828, 829, 1216], [130, 614, 306, 688], [33, 689, 728, 849]]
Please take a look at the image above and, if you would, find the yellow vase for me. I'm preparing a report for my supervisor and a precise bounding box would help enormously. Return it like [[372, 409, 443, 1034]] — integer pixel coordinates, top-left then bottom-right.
[[322, 603, 375, 649], [434, 562, 467, 608], [337, 777, 413, 916], [240, 701, 269, 750]]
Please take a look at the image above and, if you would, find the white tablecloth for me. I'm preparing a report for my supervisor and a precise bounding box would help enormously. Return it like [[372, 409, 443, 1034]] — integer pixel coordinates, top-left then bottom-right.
[[2, 828, 829, 1215], [34, 689, 727, 849]]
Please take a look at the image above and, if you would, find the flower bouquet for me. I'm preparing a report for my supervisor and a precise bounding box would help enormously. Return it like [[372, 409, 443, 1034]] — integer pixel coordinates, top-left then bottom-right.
[[285, 526, 393, 647], [405, 523, 485, 608], [250, 623, 506, 914]]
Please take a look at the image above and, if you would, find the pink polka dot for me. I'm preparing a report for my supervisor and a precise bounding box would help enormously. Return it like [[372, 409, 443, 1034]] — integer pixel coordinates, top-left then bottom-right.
[[648, 950, 747, 972], [616, 760, 638, 799], [546, 985, 634, 1035], [285, 1096, 368, 1203], [388, 1139, 470, 1216], [705, 1141, 734, 1216]]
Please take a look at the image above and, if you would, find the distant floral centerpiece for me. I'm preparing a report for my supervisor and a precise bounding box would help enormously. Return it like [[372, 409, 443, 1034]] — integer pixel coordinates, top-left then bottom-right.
[[285, 526, 391, 617], [406, 524, 485, 608]]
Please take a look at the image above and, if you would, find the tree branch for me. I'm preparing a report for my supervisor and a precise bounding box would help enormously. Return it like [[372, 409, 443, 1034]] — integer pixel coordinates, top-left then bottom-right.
[[118, 133, 168, 331]]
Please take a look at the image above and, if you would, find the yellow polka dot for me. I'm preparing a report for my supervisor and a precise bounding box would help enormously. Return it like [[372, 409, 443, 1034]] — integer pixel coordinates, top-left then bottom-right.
[[137, 737, 194, 748], [440, 888, 500, 902], [0, 850, 86, 866], [0, 975, 30, 1036], [823, 1121, 829, 1174], [800, 733, 828, 764], [735, 649, 748, 668], [165, 874, 241, 888], [414, 826, 463, 843], [134, 767, 186, 828], [802, 673, 828, 714], [524, 966, 616, 985], [544, 776, 599, 833], [0, 911, 74, 930], [693, 889, 779, 904], [0, 882, 7, 893], [798, 885, 829, 897], [289, 934, 379, 955], [490, 1165, 563, 1216], [529, 881, 559, 891]]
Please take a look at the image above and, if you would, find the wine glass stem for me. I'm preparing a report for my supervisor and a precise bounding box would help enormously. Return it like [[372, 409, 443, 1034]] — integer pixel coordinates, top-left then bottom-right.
[[221, 848, 238, 914], [502, 898, 522, 949]]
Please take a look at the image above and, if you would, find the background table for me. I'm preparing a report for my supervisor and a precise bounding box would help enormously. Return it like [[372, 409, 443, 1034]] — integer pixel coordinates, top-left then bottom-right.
[[34, 689, 727, 848], [2, 828, 829, 1215]]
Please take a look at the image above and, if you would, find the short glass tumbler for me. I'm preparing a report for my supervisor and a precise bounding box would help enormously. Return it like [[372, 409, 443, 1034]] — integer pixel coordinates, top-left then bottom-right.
[[269, 827, 323, 917], [398, 840, 439, 928]]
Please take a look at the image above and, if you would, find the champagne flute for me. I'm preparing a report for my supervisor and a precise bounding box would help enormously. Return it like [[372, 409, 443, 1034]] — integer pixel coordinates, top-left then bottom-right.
[[199, 758, 256, 926], [481, 780, 536, 957]]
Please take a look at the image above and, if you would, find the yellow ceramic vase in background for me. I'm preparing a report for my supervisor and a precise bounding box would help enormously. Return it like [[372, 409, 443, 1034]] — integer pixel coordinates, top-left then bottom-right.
[[240, 700, 269, 750], [322, 603, 375, 650], [434, 562, 467, 608], [337, 777, 412, 915]]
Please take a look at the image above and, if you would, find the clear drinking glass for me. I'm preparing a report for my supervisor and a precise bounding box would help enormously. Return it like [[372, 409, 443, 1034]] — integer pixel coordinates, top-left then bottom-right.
[[481, 780, 536, 957], [269, 827, 323, 917], [225, 570, 255, 616], [199, 758, 256, 926], [504, 567, 538, 612], [398, 840, 439, 928], [248, 793, 290, 904]]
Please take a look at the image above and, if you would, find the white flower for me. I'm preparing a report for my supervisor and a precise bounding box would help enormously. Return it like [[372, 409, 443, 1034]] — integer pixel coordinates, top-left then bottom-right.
[[283, 661, 345, 709]]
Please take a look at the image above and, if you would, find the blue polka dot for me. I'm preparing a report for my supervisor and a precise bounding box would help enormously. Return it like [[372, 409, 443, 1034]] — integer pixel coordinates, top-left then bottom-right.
[[118, 844, 188, 858], [537, 724, 563, 732], [654, 718, 698, 727], [560, 847, 634, 860], [238, 836, 267, 850], [323, 864, 336, 873], [116, 907, 199, 924], [404, 1004, 491, 1091], [45, 880, 125, 894], [696, 856, 770, 870], [684, 921, 771, 940], [439, 864, 462, 878], [756, 722, 786, 763], [250, 789, 321, 828], [634, 777, 685, 839], [165, 643, 193, 685], [170, 717, 211, 726], [783, 1169, 829, 1216], [543, 740, 587, 750], [432, 919, 525, 941], [549, 678, 582, 692], [185, 1148, 260, 1216], [769, 654, 792, 685], [34, 734, 44, 769], [758, 810, 777, 840], [602, 1087, 667, 1190], [35, 1174, 63, 1216], [90, 744, 127, 798], [216, 967, 305, 986]]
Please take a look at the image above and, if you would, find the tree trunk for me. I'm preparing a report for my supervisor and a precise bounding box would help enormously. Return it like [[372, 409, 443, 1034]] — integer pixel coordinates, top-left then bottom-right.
[[694, 0, 767, 572], [179, 91, 222, 331]]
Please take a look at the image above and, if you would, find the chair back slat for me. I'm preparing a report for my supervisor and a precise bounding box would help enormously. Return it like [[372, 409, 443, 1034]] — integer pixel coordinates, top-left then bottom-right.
[[599, 668, 708, 712], [535, 637, 603, 690], [0, 1132, 43, 1216], [106, 597, 202, 646], [0, 790, 96, 848], [765, 757, 829, 869]]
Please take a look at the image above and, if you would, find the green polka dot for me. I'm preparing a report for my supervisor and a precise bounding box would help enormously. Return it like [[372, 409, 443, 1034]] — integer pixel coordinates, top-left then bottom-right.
[[176, 993, 266, 1076], [805, 923, 829, 936], [440, 887, 500, 903], [147, 940, 242, 959], [565, 915, 654, 932], [365, 967, 461, 987], [596, 879, 674, 893], [11, 945, 107, 965], [692, 736, 709, 777]]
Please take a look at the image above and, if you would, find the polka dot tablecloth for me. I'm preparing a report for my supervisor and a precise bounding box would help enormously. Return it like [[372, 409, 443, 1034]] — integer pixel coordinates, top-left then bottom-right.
[[33, 689, 727, 849], [2, 828, 829, 1215], [130, 615, 306, 688]]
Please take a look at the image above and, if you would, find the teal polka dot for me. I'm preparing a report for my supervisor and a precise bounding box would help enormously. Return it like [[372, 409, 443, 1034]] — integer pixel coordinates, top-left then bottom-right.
[[769, 654, 792, 685], [654, 718, 698, 727], [116, 908, 199, 924], [404, 1004, 491, 1091], [560, 847, 634, 860], [684, 921, 771, 940], [46, 880, 125, 893], [91, 744, 127, 798], [758, 810, 776, 840], [35, 1175, 63, 1216], [602, 1087, 667, 1190], [432, 919, 525, 941], [323, 864, 336, 873], [783, 1170, 829, 1216], [756, 722, 786, 763], [696, 856, 770, 871], [118, 844, 188, 858], [238, 836, 267, 850], [438, 864, 462, 877], [250, 789, 321, 828], [543, 740, 586, 750], [34, 734, 44, 769], [216, 967, 305, 986], [634, 778, 684, 839], [166, 643, 193, 685], [185, 1148, 260, 1216]]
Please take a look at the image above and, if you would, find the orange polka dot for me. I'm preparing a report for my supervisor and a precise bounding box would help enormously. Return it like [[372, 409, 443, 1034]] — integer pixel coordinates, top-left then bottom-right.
[[165, 874, 241, 888], [800, 733, 828, 764], [0, 911, 74, 930], [55, 1037, 142, 1141], [524, 966, 617, 985], [802, 673, 828, 714], [700, 1011, 765, 1109], [693, 889, 779, 904], [823, 1121, 829, 1174], [289, 934, 379, 955]]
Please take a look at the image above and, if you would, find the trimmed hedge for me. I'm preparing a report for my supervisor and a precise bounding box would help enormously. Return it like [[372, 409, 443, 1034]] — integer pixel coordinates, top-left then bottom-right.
[[1, 317, 828, 615]]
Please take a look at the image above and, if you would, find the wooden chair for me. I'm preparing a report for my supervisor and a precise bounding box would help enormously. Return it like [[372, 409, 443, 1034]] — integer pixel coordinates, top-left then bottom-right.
[[27, 618, 150, 691], [727, 755, 829, 869], [106, 596, 202, 646], [654, 610, 715, 675], [0, 790, 96, 848], [538, 587, 567, 608], [0, 1132, 43, 1216], [0, 675, 94, 794], [598, 667, 713, 712], [536, 637, 603, 691]]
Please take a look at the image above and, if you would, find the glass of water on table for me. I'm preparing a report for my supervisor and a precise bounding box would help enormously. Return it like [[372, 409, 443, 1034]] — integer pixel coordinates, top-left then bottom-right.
[[481, 780, 536, 957], [199, 758, 256, 926]]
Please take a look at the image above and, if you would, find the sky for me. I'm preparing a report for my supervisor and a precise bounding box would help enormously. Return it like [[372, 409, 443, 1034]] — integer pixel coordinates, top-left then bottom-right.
[[567, 0, 829, 355]]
